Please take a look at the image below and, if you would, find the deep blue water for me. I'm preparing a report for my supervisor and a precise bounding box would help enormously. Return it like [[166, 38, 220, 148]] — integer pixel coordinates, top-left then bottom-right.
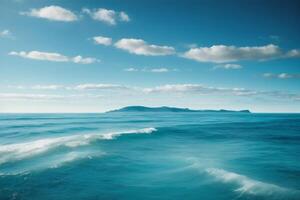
[[0, 112, 300, 200]]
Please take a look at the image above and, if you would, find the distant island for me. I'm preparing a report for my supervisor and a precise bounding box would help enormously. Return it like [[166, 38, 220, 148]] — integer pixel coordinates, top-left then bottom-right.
[[108, 106, 251, 113]]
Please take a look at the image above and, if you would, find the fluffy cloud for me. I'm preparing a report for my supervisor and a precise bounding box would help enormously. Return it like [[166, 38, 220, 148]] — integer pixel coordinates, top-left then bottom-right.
[[263, 73, 300, 79], [21, 6, 78, 22], [115, 38, 175, 56], [9, 51, 69, 62], [119, 11, 130, 22], [83, 8, 130, 25], [91, 8, 115, 25], [93, 36, 112, 46], [9, 51, 99, 64], [183, 44, 281, 63], [214, 64, 242, 70]]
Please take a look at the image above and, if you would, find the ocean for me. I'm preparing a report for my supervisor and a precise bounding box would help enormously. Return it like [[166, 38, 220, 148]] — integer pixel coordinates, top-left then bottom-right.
[[0, 112, 300, 200]]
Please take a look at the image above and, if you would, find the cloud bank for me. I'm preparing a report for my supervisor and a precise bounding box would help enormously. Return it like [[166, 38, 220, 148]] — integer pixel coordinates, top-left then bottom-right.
[[183, 44, 281, 63], [143, 84, 254, 96], [5, 83, 300, 102]]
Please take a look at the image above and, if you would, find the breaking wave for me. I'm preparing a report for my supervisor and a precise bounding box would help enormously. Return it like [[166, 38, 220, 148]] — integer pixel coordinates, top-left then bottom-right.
[[0, 150, 104, 176], [205, 167, 300, 199], [0, 127, 157, 165]]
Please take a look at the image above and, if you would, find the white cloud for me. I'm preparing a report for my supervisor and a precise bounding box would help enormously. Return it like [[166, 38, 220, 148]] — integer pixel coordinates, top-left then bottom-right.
[[93, 36, 112, 46], [75, 84, 128, 90], [263, 73, 300, 79], [72, 56, 99, 64], [31, 85, 64, 90], [0, 29, 10, 36], [278, 73, 292, 79], [8, 84, 128, 91], [286, 49, 300, 58], [115, 38, 175, 56], [7, 85, 25, 89], [0, 93, 64, 100], [91, 8, 116, 25], [119, 11, 130, 22], [21, 5, 78, 22], [214, 64, 242, 70], [9, 51, 69, 62], [0, 93, 104, 101], [182, 44, 281, 63], [149, 68, 170, 73], [143, 84, 256, 96], [83, 8, 129, 25], [124, 67, 139, 72], [9, 51, 99, 64], [8, 85, 64, 90], [0, 29, 13, 39], [124, 67, 177, 73]]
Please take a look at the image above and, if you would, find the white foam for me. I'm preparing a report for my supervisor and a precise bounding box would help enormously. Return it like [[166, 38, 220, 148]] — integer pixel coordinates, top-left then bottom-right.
[[205, 168, 300, 197], [0, 150, 104, 176], [0, 127, 157, 165], [49, 150, 103, 168], [102, 127, 157, 139]]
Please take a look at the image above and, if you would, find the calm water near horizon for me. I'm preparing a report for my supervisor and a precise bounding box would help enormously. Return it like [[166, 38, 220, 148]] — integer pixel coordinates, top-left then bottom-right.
[[0, 112, 300, 200]]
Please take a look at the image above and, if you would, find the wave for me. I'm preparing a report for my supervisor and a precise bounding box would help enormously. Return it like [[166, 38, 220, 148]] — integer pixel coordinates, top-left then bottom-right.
[[0, 127, 157, 165], [0, 150, 104, 176], [49, 151, 98, 169], [205, 167, 300, 198]]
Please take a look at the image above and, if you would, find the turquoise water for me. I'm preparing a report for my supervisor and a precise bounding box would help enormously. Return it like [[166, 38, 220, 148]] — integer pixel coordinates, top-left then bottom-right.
[[0, 112, 300, 200]]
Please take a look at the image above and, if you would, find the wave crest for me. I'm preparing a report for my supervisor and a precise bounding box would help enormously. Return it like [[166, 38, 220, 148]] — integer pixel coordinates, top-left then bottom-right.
[[0, 127, 157, 165], [205, 168, 300, 198]]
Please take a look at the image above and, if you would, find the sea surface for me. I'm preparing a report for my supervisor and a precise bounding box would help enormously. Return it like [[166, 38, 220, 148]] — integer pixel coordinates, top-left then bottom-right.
[[0, 112, 300, 200]]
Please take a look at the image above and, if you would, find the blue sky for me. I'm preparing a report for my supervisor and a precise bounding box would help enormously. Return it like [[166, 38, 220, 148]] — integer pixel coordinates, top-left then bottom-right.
[[0, 0, 300, 113]]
